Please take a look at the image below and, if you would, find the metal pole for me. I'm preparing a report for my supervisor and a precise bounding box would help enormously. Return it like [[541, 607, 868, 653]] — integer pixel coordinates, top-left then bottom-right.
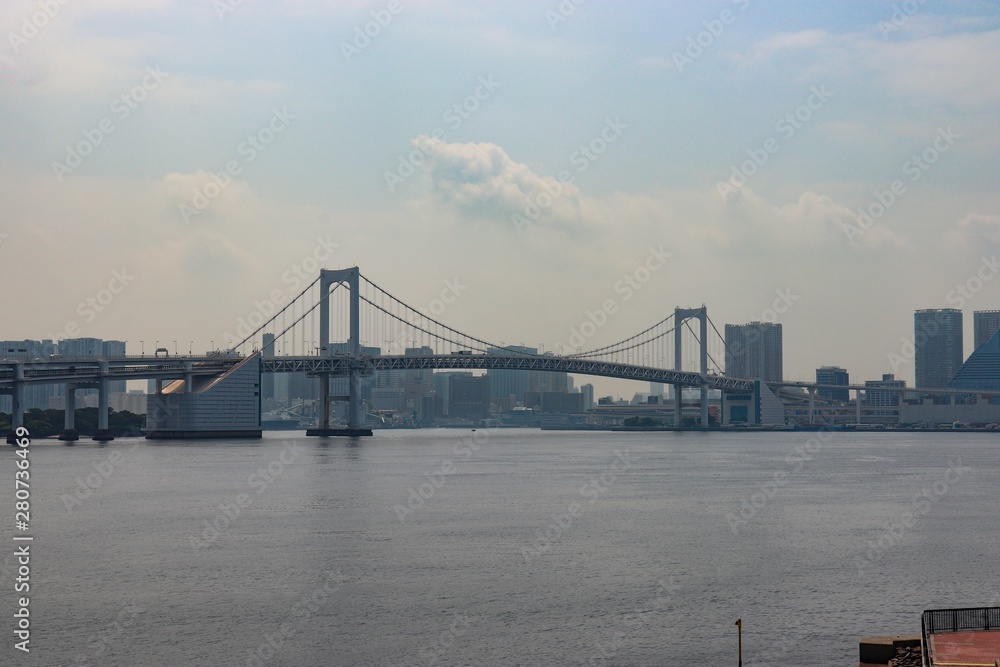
[[736, 617, 742, 667]]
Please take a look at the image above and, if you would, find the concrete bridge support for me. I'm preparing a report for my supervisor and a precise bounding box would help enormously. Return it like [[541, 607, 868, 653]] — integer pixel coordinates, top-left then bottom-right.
[[93, 360, 114, 442], [5, 363, 25, 444], [59, 384, 80, 441]]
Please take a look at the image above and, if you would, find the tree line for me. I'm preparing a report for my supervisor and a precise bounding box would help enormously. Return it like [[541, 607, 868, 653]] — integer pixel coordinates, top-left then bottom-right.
[[1, 409, 145, 438]]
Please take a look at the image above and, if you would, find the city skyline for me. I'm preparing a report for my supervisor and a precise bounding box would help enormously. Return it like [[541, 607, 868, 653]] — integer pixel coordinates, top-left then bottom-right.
[[2, 1, 1000, 399], [6, 298, 997, 405]]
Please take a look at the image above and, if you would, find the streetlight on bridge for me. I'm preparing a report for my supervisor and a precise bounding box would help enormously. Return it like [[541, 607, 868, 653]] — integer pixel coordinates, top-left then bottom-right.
[[140, 340, 144, 355]]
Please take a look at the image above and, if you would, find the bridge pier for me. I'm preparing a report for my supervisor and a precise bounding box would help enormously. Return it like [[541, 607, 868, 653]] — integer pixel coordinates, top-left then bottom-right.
[[855, 388, 862, 424], [317, 375, 330, 429], [5, 362, 24, 444], [807, 387, 816, 425], [93, 361, 114, 442], [59, 383, 80, 442]]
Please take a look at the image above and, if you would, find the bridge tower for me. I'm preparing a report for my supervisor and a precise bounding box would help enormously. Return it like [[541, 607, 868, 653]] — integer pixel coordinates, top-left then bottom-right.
[[309, 267, 372, 436], [674, 307, 709, 427]]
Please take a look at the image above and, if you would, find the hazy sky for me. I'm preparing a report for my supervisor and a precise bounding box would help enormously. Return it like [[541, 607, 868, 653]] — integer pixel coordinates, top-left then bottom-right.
[[2, 0, 999, 396]]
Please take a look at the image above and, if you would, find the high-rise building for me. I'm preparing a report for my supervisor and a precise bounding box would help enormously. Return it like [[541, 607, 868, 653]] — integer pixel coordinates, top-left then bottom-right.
[[815, 366, 849, 402], [865, 374, 905, 408], [580, 383, 595, 411], [724, 322, 783, 382], [0, 338, 126, 410], [448, 374, 490, 420], [914, 309, 963, 389], [973, 310, 1000, 350], [0, 339, 58, 411], [486, 345, 536, 405]]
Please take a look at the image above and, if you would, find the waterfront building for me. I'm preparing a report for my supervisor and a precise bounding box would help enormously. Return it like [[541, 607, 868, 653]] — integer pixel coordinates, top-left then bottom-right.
[[724, 322, 783, 382], [815, 366, 849, 402], [914, 309, 962, 389]]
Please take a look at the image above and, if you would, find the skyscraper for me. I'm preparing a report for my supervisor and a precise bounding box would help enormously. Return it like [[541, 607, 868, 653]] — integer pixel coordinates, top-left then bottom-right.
[[724, 322, 782, 382], [973, 310, 1000, 350], [914, 309, 963, 389], [815, 366, 849, 402], [486, 345, 536, 406]]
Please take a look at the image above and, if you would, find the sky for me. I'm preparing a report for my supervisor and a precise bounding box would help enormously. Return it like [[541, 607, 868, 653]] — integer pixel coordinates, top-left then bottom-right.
[[2, 0, 999, 398]]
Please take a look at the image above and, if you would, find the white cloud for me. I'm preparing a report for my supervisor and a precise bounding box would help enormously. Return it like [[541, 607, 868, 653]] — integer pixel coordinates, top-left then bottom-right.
[[412, 135, 586, 231], [732, 29, 831, 67]]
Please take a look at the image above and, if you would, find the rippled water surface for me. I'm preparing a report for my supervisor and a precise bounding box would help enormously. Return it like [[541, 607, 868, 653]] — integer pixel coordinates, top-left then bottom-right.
[[1, 428, 998, 666]]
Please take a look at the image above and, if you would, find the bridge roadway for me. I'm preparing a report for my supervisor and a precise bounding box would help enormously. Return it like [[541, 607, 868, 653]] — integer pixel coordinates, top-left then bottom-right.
[[263, 353, 757, 392], [0, 356, 241, 388], [3, 355, 990, 397], [0, 353, 753, 392]]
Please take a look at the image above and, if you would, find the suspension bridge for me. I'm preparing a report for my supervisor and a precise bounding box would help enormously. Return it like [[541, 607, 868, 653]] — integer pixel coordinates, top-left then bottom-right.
[[3, 267, 758, 440], [223, 268, 752, 435], [10, 266, 981, 441]]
